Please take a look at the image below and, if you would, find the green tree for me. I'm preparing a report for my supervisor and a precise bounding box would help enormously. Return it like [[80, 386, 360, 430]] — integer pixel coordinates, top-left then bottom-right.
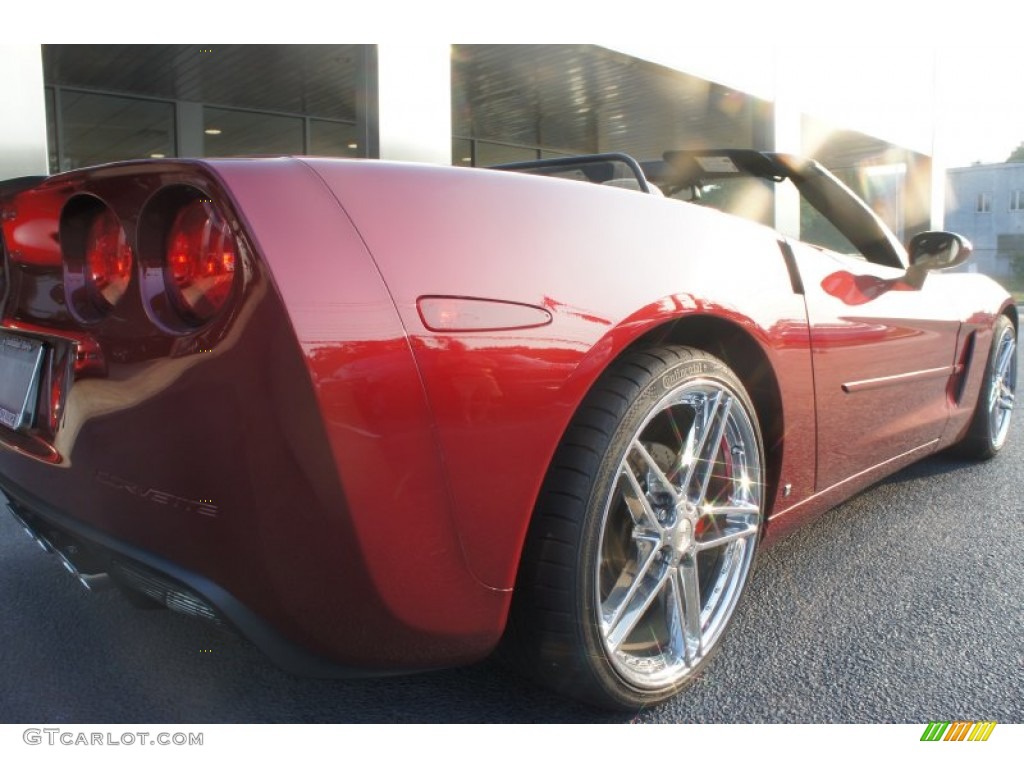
[[1007, 142, 1024, 163]]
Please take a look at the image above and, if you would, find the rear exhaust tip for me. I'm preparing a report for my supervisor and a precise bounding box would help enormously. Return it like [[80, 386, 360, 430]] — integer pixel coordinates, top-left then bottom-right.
[[6, 503, 111, 592], [6, 506, 53, 552], [76, 572, 112, 592], [55, 547, 111, 593]]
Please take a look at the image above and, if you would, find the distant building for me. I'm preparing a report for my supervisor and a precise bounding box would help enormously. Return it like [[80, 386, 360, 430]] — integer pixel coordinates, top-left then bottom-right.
[[945, 162, 1024, 278]]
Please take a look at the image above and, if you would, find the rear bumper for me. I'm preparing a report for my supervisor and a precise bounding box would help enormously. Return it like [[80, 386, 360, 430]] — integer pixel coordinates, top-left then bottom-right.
[[0, 291, 510, 673], [0, 479, 386, 678]]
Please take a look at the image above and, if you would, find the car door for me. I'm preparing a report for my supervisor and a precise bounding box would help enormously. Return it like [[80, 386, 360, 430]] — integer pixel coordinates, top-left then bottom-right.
[[787, 240, 962, 491]]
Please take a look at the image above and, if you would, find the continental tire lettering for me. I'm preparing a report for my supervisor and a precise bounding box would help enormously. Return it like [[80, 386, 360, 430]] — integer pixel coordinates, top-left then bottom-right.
[[662, 362, 714, 391]]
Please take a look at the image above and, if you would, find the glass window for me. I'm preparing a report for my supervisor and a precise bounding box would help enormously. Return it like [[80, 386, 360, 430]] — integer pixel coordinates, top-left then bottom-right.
[[43, 45, 374, 162], [801, 115, 930, 242], [44, 87, 58, 173], [309, 119, 362, 158], [861, 163, 906, 241], [452, 138, 473, 167], [475, 141, 538, 167], [977, 192, 992, 213], [800, 194, 861, 256], [452, 45, 770, 166], [1010, 190, 1024, 211], [58, 90, 175, 170], [203, 107, 303, 156], [540, 149, 574, 159], [695, 177, 776, 228]]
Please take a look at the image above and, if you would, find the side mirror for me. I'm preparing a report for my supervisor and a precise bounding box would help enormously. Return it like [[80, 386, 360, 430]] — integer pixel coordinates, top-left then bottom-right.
[[908, 231, 973, 270], [904, 231, 973, 288]]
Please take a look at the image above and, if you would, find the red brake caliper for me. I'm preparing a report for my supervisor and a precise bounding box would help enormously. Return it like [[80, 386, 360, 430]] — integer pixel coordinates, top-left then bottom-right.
[[695, 435, 732, 538]]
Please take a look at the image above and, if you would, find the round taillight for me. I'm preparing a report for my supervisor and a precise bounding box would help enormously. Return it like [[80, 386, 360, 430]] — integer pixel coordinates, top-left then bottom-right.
[[0, 232, 8, 309], [164, 199, 237, 324], [84, 208, 133, 310]]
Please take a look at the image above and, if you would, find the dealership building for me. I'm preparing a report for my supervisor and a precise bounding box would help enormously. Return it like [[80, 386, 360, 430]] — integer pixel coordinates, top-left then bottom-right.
[[1, 44, 940, 244]]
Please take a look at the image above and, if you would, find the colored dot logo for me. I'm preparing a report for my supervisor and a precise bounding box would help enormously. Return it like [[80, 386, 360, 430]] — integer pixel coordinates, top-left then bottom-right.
[[921, 721, 997, 742]]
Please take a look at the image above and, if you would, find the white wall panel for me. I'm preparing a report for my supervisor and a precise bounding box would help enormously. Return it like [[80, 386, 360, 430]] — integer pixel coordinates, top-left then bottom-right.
[[0, 45, 48, 179], [377, 44, 451, 164]]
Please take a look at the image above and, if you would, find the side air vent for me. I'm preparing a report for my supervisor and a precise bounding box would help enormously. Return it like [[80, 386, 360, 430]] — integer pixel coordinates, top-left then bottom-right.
[[951, 331, 977, 405]]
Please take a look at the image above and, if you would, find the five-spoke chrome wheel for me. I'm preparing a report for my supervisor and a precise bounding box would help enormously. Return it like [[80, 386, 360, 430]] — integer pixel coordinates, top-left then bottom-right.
[[511, 346, 764, 709]]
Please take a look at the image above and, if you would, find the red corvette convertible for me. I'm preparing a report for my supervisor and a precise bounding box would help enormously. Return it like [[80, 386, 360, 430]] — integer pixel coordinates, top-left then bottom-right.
[[0, 150, 1015, 710]]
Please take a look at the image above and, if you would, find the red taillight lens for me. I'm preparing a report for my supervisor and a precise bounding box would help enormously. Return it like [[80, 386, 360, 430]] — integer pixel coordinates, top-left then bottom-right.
[[84, 208, 133, 309], [165, 199, 237, 324]]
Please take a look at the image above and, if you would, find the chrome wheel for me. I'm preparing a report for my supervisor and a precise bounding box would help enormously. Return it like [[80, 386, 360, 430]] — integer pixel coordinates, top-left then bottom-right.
[[956, 315, 1016, 460], [988, 323, 1016, 450], [596, 378, 762, 690], [511, 346, 764, 709]]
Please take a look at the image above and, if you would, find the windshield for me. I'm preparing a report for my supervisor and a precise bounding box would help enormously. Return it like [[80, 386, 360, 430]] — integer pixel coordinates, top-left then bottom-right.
[[665, 174, 861, 257], [646, 149, 906, 268], [494, 149, 907, 268]]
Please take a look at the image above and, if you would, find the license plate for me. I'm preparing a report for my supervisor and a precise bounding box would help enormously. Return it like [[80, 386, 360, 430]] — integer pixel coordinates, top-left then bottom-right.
[[0, 333, 44, 431]]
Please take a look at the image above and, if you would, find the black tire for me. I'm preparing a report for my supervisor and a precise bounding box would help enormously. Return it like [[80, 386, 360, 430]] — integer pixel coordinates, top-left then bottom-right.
[[508, 346, 765, 710], [955, 315, 1016, 460]]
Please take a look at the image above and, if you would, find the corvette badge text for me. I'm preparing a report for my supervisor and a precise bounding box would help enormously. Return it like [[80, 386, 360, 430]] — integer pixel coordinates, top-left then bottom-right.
[[95, 471, 219, 518], [920, 721, 997, 742], [23, 729, 203, 747]]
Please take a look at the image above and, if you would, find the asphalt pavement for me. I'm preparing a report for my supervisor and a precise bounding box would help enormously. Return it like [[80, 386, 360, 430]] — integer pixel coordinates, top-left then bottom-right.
[[1, 392, 1021, 723]]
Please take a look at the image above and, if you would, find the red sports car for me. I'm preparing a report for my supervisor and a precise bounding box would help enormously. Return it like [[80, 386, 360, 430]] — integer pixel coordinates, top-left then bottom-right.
[[0, 150, 1015, 710]]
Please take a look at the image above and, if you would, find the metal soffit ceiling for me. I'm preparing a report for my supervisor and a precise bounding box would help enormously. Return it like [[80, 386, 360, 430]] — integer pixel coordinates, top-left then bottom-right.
[[43, 44, 361, 121], [452, 44, 766, 156]]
